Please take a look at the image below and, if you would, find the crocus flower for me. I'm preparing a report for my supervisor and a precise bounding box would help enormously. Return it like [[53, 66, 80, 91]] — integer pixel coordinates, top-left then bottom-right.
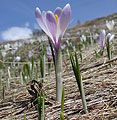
[[98, 30, 115, 49], [106, 20, 115, 31], [80, 35, 86, 42], [35, 4, 71, 53], [14, 56, 21, 62]]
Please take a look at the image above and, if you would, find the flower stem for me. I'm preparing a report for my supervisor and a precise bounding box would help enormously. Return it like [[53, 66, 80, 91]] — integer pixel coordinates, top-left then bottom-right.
[[43, 54, 46, 78], [80, 77, 88, 113], [55, 49, 63, 102], [106, 38, 112, 67]]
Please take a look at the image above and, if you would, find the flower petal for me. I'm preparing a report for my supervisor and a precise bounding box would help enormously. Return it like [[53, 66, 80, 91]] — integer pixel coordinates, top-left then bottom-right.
[[35, 8, 54, 42], [35, 8, 48, 34], [106, 33, 111, 40], [55, 4, 71, 45], [99, 30, 106, 48], [54, 7, 62, 18], [106, 33, 115, 42], [109, 34, 115, 42], [59, 4, 71, 36], [46, 11, 57, 44]]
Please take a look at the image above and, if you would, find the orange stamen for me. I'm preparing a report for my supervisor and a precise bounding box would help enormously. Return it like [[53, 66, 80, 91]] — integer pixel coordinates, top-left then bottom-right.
[[55, 14, 58, 25]]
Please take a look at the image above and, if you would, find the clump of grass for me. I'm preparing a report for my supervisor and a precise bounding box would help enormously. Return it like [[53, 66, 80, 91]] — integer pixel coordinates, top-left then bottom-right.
[[69, 51, 88, 113]]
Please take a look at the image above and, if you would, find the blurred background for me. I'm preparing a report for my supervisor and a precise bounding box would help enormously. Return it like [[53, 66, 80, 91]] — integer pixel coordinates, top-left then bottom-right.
[[0, 0, 117, 41]]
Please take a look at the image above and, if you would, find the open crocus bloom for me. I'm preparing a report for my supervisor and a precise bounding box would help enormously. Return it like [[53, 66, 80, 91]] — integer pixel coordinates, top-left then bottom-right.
[[106, 20, 115, 31], [98, 30, 115, 48], [35, 4, 71, 53]]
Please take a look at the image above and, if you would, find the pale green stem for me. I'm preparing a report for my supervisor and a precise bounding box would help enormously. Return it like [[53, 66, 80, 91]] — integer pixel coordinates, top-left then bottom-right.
[[0, 69, 2, 89], [43, 55, 46, 78], [106, 38, 112, 67], [55, 49, 63, 102], [8, 67, 11, 79], [80, 77, 88, 113], [6, 78, 10, 89]]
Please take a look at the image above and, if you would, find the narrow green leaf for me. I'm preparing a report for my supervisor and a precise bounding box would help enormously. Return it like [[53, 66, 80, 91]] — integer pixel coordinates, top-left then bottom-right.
[[69, 50, 78, 82], [61, 87, 64, 113], [25, 64, 31, 80], [75, 51, 81, 84], [60, 112, 64, 120], [22, 72, 26, 84], [43, 54, 46, 78], [49, 38, 55, 66], [41, 94, 45, 120], [80, 52, 83, 62], [24, 115, 26, 120], [106, 38, 112, 67], [35, 63, 38, 80], [0, 63, 2, 69], [0, 69, 2, 89], [88, 29, 93, 45], [106, 38, 111, 60], [42, 45, 46, 56], [95, 50, 99, 58], [37, 93, 41, 120], [31, 56, 34, 78], [3, 85, 5, 100], [23, 64, 26, 74], [40, 57, 44, 78]]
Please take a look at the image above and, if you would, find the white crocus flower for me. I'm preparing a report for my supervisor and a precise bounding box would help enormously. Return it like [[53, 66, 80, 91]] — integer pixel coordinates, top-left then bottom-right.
[[98, 29, 115, 49], [14, 56, 21, 62], [80, 35, 86, 42], [106, 20, 115, 31]]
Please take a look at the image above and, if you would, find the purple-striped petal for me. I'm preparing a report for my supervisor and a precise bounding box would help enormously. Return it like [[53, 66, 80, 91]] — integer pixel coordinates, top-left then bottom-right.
[[109, 34, 115, 42], [36, 8, 55, 43], [46, 11, 57, 45], [99, 30, 106, 48], [55, 4, 71, 46], [54, 7, 62, 18], [35, 8, 48, 34], [106, 33, 115, 42], [59, 4, 71, 36]]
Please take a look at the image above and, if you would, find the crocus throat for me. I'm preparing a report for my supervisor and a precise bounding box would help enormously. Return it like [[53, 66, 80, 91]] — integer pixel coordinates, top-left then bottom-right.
[[55, 14, 58, 25]]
